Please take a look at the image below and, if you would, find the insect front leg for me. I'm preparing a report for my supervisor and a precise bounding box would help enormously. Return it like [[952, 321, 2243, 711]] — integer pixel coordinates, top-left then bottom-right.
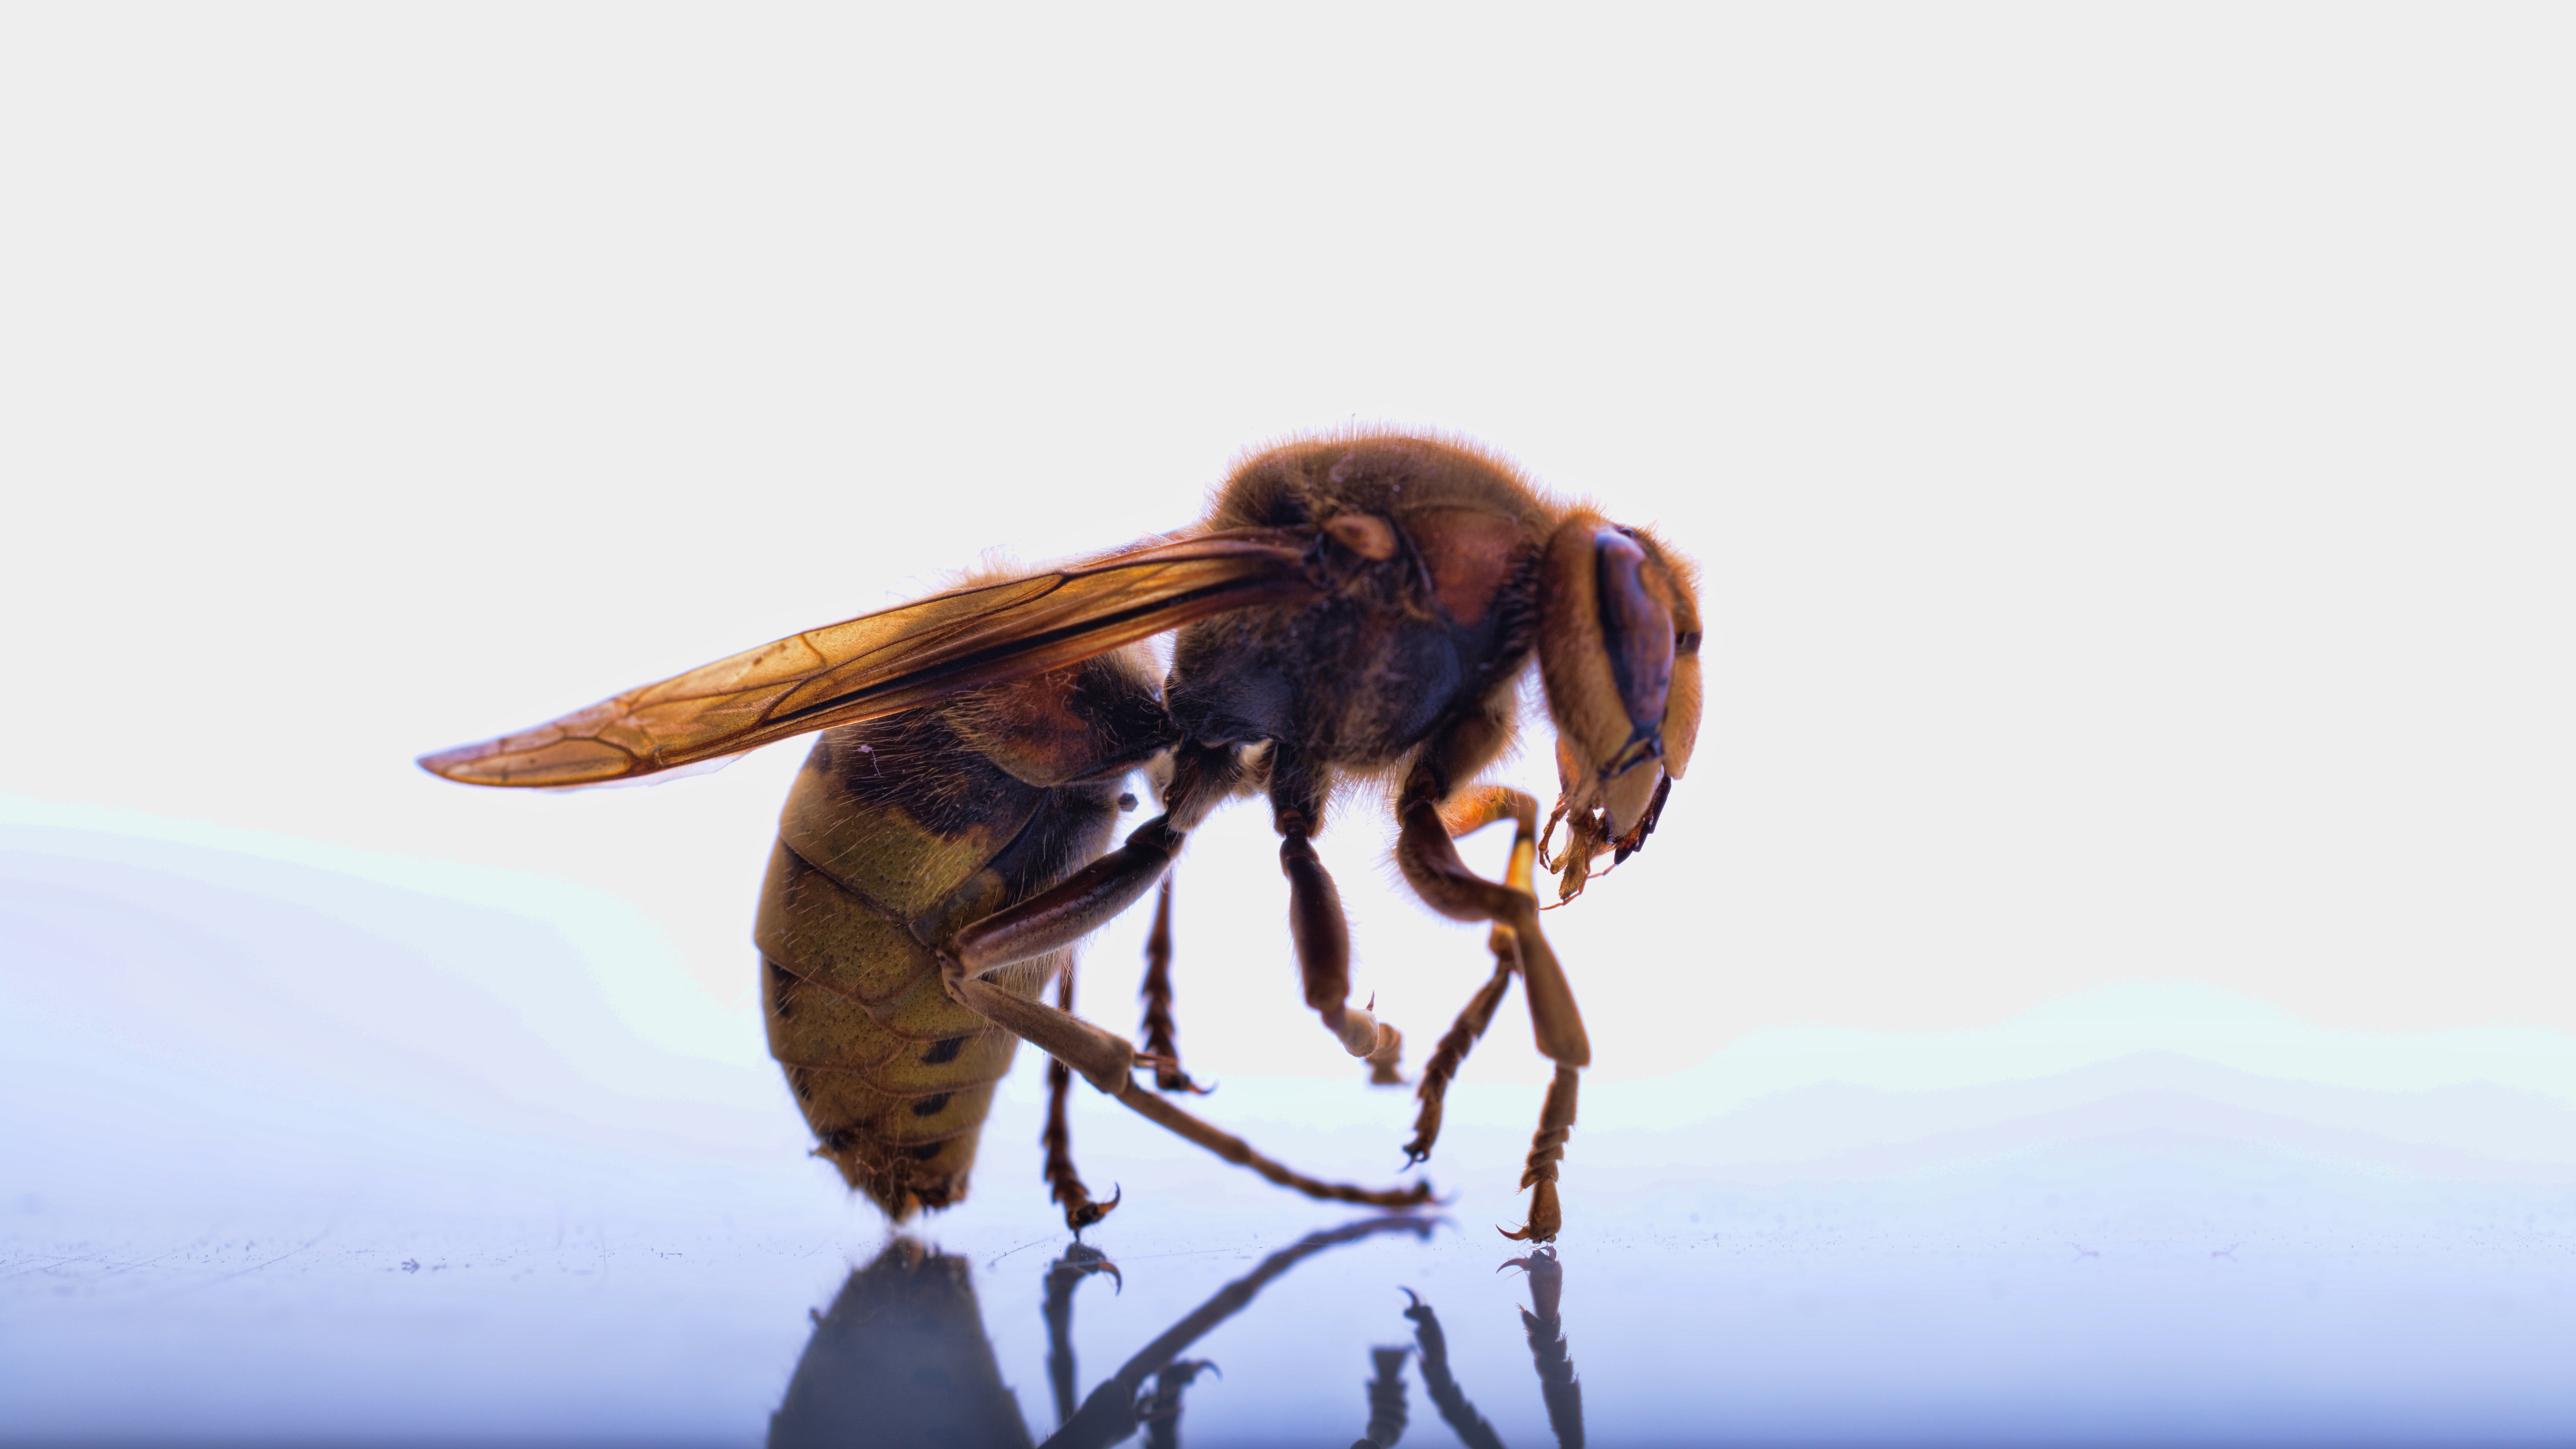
[[1403, 786, 1536, 1165], [1269, 749, 1405, 1082], [1393, 719, 1592, 1243]]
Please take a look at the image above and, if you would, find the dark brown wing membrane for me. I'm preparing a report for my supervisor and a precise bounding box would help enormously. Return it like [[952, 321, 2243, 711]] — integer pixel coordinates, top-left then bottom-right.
[[419, 530, 1321, 788]]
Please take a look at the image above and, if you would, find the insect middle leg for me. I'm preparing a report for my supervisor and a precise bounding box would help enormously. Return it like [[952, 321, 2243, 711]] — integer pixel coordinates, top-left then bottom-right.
[[1136, 876, 1209, 1094], [1270, 748, 1405, 1081], [1393, 719, 1592, 1242]]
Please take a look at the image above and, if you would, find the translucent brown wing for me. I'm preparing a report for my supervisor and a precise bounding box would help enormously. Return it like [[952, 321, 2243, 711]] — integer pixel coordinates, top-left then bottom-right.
[[419, 529, 1321, 788]]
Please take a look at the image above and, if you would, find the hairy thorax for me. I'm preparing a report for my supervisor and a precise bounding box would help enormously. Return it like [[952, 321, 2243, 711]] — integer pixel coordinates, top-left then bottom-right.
[[1165, 431, 1558, 771]]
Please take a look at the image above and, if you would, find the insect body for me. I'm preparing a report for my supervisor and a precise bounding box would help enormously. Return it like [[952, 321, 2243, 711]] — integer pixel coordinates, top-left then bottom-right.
[[422, 431, 1702, 1242]]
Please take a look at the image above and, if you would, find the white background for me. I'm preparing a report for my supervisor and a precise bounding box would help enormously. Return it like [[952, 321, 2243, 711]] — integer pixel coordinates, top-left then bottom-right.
[[4, 5, 2571, 1089]]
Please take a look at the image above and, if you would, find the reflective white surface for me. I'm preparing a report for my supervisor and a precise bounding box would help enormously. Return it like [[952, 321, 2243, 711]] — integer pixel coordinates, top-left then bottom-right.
[[7, 821, 2573, 1446]]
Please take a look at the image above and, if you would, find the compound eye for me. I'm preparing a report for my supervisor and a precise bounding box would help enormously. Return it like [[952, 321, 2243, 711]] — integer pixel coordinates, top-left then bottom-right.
[[1593, 526, 1674, 757]]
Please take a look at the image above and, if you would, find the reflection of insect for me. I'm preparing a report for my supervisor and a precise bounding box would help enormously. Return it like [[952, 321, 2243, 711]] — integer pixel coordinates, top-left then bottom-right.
[[421, 432, 1702, 1242], [766, 1217, 1585, 1449]]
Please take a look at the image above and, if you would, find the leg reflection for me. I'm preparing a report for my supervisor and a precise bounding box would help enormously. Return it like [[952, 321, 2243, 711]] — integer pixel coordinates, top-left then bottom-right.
[[1503, 1247, 1583, 1449], [1352, 1344, 1413, 1447], [1399, 1289, 1506, 1449], [1042, 1242, 1121, 1431], [1393, 1248, 1587, 1449], [1043, 1214, 1435, 1449], [771, 1215, 1444, 1449], [1138, 1360, 1216, 1449]]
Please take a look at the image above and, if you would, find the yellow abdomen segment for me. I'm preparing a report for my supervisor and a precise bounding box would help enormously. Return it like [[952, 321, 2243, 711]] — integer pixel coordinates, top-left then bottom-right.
[[755, 719, 1106, 1220]]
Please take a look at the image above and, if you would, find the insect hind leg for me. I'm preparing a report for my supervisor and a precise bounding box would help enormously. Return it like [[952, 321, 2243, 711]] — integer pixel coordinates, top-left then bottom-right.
[[1113, 1085, 1434, 1210], [1042, 961, 1120, 1232], [942, 899, 1433, 1213]]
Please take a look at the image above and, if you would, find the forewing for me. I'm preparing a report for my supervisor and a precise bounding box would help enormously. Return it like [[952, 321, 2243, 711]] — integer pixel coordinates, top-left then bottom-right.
[[419, 530, 1320, 787]]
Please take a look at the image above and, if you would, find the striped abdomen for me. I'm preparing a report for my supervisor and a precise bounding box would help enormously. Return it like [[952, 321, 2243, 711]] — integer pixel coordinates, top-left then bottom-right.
[[754, 652, 1168, 1221]]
